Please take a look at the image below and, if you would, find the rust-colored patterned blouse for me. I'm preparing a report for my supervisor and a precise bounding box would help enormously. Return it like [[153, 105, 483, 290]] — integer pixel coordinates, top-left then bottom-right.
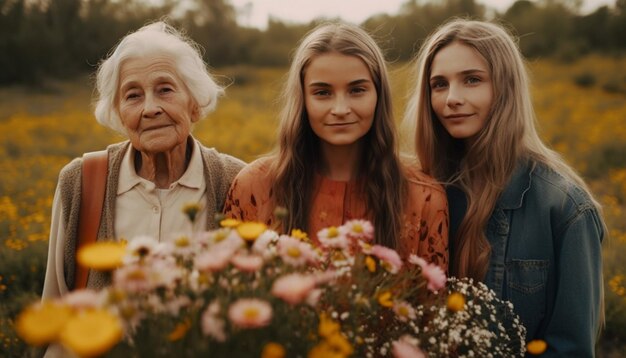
[[223, 157, 449, 269]]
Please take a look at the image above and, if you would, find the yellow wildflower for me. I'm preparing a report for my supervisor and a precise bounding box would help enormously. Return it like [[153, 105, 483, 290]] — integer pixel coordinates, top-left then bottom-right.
[[364, 256, 376, 273], [527, 339, 548, 355], [16, 302, 73, 346], [174, 235, 191, 248], [182, 203, 201, 223], [273, 206, 289, 220], [318, 313, 340, 338], [77, 241, 126, 271], [167, 319, 191, 341], [308, 342, 345, 358], [59, 309, 123, 357], [220, 218, 241, 228], [447, 292, 465, 312], [261, 342, 286, 358], [327, 332, 354, 356], [237, 222, 268, 241], [377, 291, 393, 308], [291, 228, 308, 241]]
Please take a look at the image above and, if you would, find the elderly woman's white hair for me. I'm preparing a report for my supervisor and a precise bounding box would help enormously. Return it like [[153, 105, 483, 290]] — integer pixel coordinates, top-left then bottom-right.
[[94, 21, 224, 134]]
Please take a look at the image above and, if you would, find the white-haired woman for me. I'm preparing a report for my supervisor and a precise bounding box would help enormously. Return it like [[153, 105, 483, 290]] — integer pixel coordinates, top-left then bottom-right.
[[42, 21, 244, 298]]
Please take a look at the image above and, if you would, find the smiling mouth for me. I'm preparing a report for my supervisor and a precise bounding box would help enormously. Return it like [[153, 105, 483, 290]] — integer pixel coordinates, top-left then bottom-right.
[[144, 124, 171, 131], [445, 114, 473, 120], [326, 122, 357, 126]]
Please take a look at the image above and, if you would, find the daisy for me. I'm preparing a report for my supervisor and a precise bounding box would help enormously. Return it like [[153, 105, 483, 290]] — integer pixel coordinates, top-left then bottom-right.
[[271, 273, 316, 305], [408, 254, 446, 292], [370, 245, 403, 273], [317, 226, 349, 249], [342, 219, 374, 242], [277, 235, 316, 266], [227, 299, 272, 329]]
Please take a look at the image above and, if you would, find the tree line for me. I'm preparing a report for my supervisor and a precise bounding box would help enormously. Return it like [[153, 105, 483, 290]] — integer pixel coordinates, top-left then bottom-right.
[[1, 0, 625, 85]]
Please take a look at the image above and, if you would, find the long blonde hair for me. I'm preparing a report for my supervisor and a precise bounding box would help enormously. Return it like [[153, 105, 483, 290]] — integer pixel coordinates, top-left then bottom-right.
[[405, 18, 603, 280], [272, 22, 407, 248]]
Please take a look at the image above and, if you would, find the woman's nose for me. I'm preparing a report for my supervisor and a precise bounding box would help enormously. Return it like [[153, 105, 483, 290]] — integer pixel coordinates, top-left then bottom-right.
[[446, 86, 464, 107], [330, 95, 351, 116], [142, 94, 163, 117]]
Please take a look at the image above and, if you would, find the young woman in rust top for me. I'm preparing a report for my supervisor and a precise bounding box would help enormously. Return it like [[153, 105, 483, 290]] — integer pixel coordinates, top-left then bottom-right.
[[224, 22, 448, 268]]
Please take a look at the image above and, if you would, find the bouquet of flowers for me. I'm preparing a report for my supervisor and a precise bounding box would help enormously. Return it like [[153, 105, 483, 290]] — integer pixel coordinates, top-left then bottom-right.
[[16, 208, 527, 357]]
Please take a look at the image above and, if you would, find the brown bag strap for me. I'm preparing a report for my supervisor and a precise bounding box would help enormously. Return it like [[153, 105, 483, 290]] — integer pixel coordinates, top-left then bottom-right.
[[74, 150, 108, 290]]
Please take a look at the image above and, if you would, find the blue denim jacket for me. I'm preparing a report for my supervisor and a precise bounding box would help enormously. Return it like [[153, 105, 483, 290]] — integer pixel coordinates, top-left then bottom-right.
[[484, 161, 605, 357]]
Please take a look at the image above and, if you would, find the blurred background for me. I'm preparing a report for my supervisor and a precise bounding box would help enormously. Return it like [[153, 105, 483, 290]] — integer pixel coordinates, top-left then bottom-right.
[[1, 0, 625, 356]]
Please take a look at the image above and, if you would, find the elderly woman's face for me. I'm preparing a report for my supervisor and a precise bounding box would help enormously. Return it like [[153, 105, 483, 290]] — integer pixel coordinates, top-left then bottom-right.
[[117, 56, 198, 154]]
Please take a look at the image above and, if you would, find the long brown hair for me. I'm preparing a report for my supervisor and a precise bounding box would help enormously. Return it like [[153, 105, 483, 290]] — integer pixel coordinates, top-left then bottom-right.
[[405, 19, 604, 280], [272, 22, 406, 249]]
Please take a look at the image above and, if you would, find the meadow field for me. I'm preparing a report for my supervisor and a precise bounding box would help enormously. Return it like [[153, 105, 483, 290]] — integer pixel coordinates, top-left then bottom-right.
[[1, 56, 625, 356]]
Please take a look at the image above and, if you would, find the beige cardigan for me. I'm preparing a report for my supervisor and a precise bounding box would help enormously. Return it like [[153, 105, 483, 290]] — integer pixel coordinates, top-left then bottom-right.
[[55, 138, 244, 290]]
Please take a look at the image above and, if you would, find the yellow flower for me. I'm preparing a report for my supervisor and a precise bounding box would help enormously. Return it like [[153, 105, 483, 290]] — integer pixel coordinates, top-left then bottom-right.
[[291, 228, 308, 241], [220, 218, 241, 228], [326, 227, 339, 238], [182, 203, 201, 223], [236, 222, 267, 241], [167, 319, 191, 341], [318, 313, 340, 338], [308, 342, 345, 358], [377, 291, 393, 308], [326, 332, 354, 356], [364, 256, 376, 273], [15, 302, 73, 346], [273, 206, 289, 220], [59, 309, 123, 357], [77, 241, 126, 271], [174, 235, 191, 248], [447, 292, 465, 312], [527, 339, 548, 355], [261, 342, 286, 358]]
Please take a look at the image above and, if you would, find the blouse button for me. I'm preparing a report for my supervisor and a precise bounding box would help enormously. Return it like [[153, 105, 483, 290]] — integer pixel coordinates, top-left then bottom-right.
[[152, 206, 159, 213]]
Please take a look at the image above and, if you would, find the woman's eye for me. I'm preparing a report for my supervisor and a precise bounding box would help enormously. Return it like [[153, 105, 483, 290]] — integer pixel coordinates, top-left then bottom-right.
[[350, 87, 366, 94], [125, 93, 140, 100], [159, 87, 174, 94], [466, 77, 481, 85], [313, 89, 331, 96], [430, 81, 447, 90]]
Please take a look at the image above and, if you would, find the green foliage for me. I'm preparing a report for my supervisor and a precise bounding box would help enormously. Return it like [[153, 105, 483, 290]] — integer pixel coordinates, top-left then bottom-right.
[[2, 0, 626, 86]]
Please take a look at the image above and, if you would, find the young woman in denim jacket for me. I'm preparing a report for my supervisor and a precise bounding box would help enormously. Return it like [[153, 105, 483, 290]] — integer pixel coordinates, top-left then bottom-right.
[[405, 19, 606, 356]]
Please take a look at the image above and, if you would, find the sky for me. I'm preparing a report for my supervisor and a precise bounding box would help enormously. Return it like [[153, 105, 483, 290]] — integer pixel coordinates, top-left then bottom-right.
[[230, 0, 615, 29]]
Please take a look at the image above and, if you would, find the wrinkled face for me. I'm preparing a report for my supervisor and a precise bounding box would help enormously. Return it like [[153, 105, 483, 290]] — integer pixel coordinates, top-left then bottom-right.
[[117, 56, 199, 154], [429, 42, 493, 143], [303, 52, 377, 150]]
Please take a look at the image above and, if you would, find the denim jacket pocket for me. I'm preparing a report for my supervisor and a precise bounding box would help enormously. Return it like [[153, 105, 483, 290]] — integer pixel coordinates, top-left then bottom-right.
[[507, 259, 549, 336], [508, 259, 549, 294]]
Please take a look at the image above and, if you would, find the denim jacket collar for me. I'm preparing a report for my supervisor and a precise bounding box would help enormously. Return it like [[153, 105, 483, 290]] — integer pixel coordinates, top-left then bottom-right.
[[496, 161, 534, 210]]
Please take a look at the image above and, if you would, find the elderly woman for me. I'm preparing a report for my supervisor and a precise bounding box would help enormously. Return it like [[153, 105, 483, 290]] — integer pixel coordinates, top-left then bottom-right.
[[42, 22, 244, 298]]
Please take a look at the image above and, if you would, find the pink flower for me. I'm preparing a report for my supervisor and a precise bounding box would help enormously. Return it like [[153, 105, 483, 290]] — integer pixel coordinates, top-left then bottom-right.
[[317, 226, 349, 249], [271, 273, 316, 305], [63, 289, 105, 310], [342, 219, 374, 242], [392, 336, 426, 358], [195, 247, 234, 272], [228, 299, 272, 329], [393, 300, 417, 322], [409, 255, 447, 292], [231, 253, 264, 272], [277, 236, 317, 266], [113, 264, 155, 293], [370, 245, 403, 273], [202, 300, 226, 342]]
